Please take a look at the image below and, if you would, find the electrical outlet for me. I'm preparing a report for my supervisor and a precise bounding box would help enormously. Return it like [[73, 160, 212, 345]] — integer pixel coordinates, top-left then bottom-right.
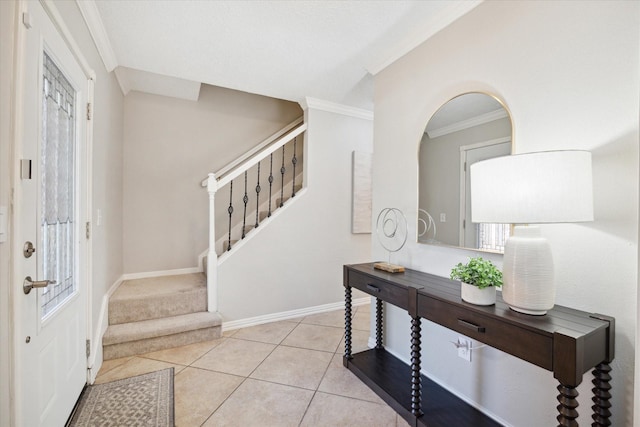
[[457, 337, 471, 362]]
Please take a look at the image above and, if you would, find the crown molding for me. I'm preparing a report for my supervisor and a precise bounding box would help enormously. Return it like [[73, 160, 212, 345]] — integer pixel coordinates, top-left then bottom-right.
[[427, 108, 507, 139], [113, 67, 130, 95], [75, 0, 117, 72], [301, 97, 373, 121], [367, 0, 483, 75]]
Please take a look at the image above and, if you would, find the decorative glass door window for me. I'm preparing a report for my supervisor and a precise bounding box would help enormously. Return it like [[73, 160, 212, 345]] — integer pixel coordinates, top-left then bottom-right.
[[477, 223, 511, 253], [40, 52, 76, 318]]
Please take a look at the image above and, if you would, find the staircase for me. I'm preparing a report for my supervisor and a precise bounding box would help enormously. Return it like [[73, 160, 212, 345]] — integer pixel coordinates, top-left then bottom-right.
[[101, 118, 306, 359], [102, 273, 221, 360]]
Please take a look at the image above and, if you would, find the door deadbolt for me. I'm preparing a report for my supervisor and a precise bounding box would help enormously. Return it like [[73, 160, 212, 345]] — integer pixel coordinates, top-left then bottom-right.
[[23, 241, 35, 258]]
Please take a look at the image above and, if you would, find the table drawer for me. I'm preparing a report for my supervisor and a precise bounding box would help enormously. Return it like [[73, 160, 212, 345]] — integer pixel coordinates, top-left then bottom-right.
[[347, 270, 409, 310], [417, 295, 553, 370]]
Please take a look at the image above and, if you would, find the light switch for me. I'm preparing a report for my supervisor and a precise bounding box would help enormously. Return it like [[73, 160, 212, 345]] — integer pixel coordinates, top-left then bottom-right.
[[20, 159, 32, 180], [440, 213, 446, 223]]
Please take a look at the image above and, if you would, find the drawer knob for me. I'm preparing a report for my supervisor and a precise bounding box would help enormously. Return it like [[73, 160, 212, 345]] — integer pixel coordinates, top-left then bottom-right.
[[458, 319, 485, 333], [366, 284, 381, 293]]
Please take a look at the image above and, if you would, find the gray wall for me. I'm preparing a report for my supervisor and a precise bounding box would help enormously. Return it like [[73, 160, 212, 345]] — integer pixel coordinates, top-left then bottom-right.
[[122, 86, 301, 273], [419, 116, 511, 246], [373, 1, 638, 425]]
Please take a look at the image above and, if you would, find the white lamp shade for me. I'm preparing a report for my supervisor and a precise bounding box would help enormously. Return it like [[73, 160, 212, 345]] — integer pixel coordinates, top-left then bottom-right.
[[470, 150, 594, 224]]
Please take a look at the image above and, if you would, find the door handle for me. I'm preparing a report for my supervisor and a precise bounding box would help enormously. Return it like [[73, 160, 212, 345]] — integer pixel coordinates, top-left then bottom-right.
[[23, 276, 56, 295]]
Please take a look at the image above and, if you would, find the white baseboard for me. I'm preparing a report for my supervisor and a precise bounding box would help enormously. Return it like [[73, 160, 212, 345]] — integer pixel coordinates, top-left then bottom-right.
[[87, 275, 123, 383], [87, 278, 369, 381], [223, 296, 371, 331], [197, 250, 208, 273], [368, 336, 376, 349], [121, 267, 202, 281]]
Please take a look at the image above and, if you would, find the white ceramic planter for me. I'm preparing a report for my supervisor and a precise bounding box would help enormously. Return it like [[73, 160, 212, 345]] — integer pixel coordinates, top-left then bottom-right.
[[461, 282, 496, 306]]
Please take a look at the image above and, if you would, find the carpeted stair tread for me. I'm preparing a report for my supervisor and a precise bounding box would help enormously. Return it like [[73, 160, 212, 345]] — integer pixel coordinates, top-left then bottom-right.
[[109, 273, 207, 325], [111, 273, 205, 301], [103, 311, 222, 346]]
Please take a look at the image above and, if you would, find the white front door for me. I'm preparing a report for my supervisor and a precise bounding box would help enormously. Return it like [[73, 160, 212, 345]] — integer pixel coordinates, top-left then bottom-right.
[[461, 140, 511, 249], [16, 2, 89, 426]]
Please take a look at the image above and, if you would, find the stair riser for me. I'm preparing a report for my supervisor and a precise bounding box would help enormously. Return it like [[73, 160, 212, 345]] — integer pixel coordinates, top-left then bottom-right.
[[103, 326, 221, 360], [109, 288, 207, 325]]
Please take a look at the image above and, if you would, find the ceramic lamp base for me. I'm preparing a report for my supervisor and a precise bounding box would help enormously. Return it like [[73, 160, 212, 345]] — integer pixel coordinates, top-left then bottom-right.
[[502, 225, 555, 315]]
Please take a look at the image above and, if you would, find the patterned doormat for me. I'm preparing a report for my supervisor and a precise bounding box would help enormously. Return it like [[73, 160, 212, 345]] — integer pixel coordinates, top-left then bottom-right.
[[69, 368, 174, 427]]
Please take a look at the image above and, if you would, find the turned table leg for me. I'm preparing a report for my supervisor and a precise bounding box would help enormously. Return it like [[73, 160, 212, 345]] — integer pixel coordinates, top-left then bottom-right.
[[375, 298, 383, 349], [344, 285, 353, 360], [591, 362, 612, 426], [557, 384, 579, 427], [411, 316, 423, 418]]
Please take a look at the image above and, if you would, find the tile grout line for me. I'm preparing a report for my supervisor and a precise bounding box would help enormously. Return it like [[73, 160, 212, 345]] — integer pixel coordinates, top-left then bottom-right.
[[199, 317, 303, 426], [96, 306, 376, 425], [296, 343, 340, 426]]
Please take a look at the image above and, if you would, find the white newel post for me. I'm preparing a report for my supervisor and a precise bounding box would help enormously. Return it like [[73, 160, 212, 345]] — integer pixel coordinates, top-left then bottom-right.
[[206, 173, 218, 312]]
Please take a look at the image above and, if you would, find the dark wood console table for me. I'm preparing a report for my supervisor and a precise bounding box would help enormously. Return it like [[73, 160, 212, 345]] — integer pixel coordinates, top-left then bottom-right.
[[343, 263, 615, 427]]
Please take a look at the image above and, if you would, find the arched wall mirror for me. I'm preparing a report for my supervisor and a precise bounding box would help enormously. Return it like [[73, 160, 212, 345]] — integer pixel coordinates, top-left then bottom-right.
[[418, 92, 513, 253]]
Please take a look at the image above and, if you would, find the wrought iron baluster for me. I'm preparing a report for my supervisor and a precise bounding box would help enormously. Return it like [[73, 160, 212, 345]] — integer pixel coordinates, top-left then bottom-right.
[[268, 154, 274, 217], [242, 171, 248, 239], [279, 145, 285, 207], [291, 136, 297, 198], [227, 180, 233, 252], [255, 161, 261, 228]]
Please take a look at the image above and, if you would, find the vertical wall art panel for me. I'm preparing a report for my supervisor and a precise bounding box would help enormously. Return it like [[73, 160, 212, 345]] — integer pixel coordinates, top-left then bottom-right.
[[352, 151, 373, 233]]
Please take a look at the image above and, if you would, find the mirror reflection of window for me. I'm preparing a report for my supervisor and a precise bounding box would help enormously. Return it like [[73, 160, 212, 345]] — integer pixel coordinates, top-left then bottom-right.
[[418, 92, 513, 253]]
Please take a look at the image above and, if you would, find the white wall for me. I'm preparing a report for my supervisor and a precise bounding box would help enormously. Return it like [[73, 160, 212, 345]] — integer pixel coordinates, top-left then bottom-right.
[[373, 2, 638, 426], [217, 105, 372, 321], [122, 86, 301, 273]]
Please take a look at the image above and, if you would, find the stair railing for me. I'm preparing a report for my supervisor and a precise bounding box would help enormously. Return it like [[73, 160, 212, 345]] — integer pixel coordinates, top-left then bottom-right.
[[202, 117, 307, 312]]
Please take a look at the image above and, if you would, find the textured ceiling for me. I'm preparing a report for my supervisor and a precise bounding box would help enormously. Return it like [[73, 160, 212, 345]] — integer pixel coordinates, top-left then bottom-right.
[[92, 1, 481, 110]]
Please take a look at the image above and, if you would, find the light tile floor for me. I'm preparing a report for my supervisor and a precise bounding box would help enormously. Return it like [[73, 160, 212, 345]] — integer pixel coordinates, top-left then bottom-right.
[[96, 303, 410, 427]]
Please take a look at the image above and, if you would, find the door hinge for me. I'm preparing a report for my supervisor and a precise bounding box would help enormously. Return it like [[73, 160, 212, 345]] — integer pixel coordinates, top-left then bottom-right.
[[85, 222, 90, 239], [86, 339, 90, 358], [86, 102, 92, 121], [464, 162, 467, 172], [463, 219, 466, 229]]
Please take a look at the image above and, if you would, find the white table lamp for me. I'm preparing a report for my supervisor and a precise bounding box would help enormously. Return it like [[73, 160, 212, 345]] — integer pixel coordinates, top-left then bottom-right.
[[470, 150, 594, 315]]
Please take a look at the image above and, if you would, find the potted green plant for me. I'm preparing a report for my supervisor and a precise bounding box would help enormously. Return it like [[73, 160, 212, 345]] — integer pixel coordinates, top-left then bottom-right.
[[450, 257, 503, 305]]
